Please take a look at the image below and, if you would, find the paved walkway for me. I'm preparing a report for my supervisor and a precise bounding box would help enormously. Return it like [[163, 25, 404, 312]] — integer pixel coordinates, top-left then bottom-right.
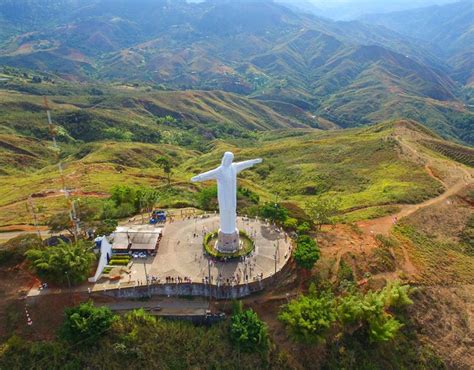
[[101, 297, 209, 316], [95, 216, 292, 290], [27, 215, 292, 297]]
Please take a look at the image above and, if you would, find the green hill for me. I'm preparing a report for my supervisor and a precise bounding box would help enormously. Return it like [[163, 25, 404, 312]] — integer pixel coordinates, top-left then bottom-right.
[[2, 119, 467, 227]]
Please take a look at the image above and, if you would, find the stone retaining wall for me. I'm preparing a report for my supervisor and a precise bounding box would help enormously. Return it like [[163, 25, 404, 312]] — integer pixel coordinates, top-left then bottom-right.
[[101, 261, 291, 300]]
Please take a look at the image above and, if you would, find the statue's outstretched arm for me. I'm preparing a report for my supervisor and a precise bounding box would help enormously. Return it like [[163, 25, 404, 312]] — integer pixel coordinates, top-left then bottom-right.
[[191, 167, 220, 182], [234, 158, 263, 173]]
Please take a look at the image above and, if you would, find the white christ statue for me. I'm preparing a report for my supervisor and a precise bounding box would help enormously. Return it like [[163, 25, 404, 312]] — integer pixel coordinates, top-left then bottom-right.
[[191, 152, 262, 252]]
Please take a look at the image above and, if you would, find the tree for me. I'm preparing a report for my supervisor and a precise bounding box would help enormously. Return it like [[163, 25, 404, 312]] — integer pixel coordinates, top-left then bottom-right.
[[59, 301, 116, 345], [136, 187, 160, 213], [108, 185, 159, 217], [259, 203, 288, 224], [94, 219, 118, 237], [47, 212, 75, 237], [293, 235, 320, 270], [336, 282, 413, 342], [0, 234, 42, 266], [197, 185, 218, 211], [305, 196, 341, 231], [25, 240, 95, 286], [156, 156, 173, 185], [279, 291, 336, 344], [230, 301, 269, 352], [110, 185, 137, 208]]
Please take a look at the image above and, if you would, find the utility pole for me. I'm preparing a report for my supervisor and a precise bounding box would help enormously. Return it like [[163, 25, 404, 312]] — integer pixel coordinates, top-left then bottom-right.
[[208, 258, 212, 302], [65, 271, 71, 289], [143, 262, 151, 298], [274, 239, 280, 275], [140, 197, 144, 224], [27, 196, 42, 240]]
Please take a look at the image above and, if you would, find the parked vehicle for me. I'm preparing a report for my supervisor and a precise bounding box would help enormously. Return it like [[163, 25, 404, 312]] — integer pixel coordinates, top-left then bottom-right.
[[150, 210, 167, 224]]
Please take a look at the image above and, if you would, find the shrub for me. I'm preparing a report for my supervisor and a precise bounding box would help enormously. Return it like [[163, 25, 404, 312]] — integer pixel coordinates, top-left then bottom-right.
[[296, 222, 311, 235], [230, 302, 269, 352], [109, 259, 130, 266], [59, 301, 116, 345], [283, 217, 298, 231], [338, 260, 354, 282], [279, 291, 336, 344], [336, 281, 413, 342], [293, 235, 320, 270], [381, 280, 414, 309], [203, 231, 254, 260]]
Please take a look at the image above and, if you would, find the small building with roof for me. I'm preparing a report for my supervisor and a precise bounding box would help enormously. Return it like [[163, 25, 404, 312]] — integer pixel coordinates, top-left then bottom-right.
[[112, 225, 163, 253]]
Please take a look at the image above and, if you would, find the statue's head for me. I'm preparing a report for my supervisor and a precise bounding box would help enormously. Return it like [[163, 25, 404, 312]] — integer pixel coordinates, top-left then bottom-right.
[[222, 151, 234, 167]]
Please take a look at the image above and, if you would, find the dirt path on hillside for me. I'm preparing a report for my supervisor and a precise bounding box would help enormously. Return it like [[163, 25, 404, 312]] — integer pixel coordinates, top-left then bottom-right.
[[332, 133, 473, 282], [357, 135, 473, 237]]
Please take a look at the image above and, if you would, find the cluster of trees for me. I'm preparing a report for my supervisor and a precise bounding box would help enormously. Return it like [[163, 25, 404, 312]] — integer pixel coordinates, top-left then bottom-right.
[[279, 281, 414, 344], [59, 300, 270, 355], [104, 185, 160, 220], [259, 196, 340, 234], [25, 241, 96, 286], [0, 303, 286, 369], [46, 199, 118, 239], [229, 301, 268, 353]]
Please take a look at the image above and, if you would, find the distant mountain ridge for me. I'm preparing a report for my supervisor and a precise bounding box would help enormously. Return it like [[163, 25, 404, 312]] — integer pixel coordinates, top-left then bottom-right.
[[0, 0, 472, 144], [360, 0, 474, 85]]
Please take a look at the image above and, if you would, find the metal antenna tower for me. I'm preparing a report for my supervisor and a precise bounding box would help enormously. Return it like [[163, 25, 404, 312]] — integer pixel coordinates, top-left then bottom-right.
[[43, 97, 79, 241]]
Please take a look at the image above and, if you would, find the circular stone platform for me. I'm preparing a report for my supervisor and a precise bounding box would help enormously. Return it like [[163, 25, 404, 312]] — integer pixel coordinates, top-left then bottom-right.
[[137, 215, 292, 286]]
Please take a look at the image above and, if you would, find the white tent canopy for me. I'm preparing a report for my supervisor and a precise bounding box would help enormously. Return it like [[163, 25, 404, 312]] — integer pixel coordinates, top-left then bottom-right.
[[112, 226, 163, 251]]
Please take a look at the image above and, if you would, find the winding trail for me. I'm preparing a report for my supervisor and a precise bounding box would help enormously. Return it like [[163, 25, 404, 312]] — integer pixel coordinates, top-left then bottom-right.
[[357, 136, 473, 237], [328, 132, 473, 281]]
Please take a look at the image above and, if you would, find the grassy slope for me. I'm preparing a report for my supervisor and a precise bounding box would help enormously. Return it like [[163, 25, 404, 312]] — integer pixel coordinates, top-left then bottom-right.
[[0, 81, 314, 147], [0, 119, 450, 227], [183, 121, 445, 210], [2, 70, 471, 230]]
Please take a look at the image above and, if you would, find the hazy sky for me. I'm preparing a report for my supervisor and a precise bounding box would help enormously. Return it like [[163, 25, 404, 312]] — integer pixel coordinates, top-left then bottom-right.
[[279, 0, 462, 19]]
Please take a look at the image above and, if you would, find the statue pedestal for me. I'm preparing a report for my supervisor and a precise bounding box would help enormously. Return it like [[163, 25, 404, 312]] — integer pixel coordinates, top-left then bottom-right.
[[217, 229, 240, 253]]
